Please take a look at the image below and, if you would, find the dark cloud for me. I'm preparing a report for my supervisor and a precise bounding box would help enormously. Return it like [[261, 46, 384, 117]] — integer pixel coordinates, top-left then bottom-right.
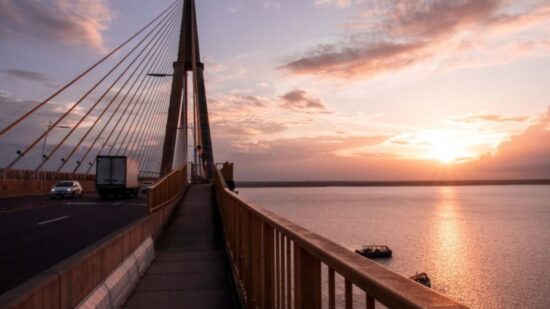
[[455, 114, 529, 123], [282, 0, 550, 77], [213, 119, 287, 139], [234, 94, 268, 107], [2, 69, 51, 83], [0, 0, 112, 50], [279, 89, 330, 113]]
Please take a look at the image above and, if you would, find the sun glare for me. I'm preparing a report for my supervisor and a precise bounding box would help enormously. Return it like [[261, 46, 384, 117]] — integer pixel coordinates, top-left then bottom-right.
[[423, 132, 476, 164], [428, 145, 467, 164]]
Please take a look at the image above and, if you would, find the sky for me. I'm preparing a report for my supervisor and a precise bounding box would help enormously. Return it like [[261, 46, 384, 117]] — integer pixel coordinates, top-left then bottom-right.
[[0, 0, 549, 180]]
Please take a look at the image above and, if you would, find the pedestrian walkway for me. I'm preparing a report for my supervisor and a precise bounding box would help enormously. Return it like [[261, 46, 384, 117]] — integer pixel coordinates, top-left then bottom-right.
[[124, 184, 240, 308]]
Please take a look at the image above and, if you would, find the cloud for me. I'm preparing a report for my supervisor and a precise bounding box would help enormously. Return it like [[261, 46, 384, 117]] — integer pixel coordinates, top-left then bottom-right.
[[260, 0, 281, 9], [454, 114, 529, 123], [279, 89, 330, 113], [282, 0, 550, 78], [2, 69, 50, 83], [209, 91, 290, 142], [314, 0, 351, 8], [215, 133, 452, 181], [465, 106, 550, 178], [0, 0, 113, 51]]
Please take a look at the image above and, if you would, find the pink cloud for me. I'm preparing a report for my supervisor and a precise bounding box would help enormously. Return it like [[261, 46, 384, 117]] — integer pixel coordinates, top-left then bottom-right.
[[463, 106, 550, 179], [0, 0, 113, 51], [282, 0, 550, 78], [454, 114, 529, 123], [279, 89, 330, 113], [214, 105, 550, 181]]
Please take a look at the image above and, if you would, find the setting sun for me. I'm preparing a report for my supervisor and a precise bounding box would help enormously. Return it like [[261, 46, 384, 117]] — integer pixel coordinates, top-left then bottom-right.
[[421, 132, 477, 164], [428, 145, 469, 164]]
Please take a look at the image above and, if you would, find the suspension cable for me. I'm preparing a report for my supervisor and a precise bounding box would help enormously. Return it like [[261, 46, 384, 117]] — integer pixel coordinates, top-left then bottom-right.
[[72, 28, 176, 175], [4, 3, 179, 171], [83, 24, 179, 175], [0, 0, 179, 138], [54, 6, 180, 174], [32, 6, 179, 175], [140, 84, 172, 175], [130, 79, 172, 162]]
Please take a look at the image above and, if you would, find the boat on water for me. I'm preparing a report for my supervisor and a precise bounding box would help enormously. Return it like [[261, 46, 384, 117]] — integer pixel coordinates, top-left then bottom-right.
[[355, 245, 392, 258], [410, 272, 431, 288]]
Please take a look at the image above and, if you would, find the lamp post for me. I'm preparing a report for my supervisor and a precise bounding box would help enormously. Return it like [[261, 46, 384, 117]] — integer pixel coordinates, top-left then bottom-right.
[[39, 121, 71, 180], [147, 72, 190, 174]]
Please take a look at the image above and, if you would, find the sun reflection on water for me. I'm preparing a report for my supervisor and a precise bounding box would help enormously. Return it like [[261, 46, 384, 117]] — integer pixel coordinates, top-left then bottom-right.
[[430, 186, 467, 296]]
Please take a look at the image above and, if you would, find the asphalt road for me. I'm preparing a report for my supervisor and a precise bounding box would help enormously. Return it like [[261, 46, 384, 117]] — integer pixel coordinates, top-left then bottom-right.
[[0, 194, 148, 294]]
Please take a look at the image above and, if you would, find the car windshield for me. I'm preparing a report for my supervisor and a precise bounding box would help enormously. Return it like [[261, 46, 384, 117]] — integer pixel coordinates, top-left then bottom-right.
[[56, 182, 73, 187]]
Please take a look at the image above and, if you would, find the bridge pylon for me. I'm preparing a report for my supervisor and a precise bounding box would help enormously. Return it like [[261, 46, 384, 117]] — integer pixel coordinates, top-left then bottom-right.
[[160, 0, 214, 179]]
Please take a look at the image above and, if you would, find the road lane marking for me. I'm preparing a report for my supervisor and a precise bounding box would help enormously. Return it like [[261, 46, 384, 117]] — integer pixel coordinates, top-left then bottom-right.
[[65, 202, 98, 205], [113, 202, 122, 206], [37, 216, 70, 225]]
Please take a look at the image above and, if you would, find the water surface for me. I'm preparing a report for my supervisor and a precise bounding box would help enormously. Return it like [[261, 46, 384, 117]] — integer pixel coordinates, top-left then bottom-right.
[[240, 185, 550, 309]]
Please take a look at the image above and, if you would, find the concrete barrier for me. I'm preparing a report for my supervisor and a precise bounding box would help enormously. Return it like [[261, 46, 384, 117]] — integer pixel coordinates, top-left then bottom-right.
[[73, 238, 155, 309], [0, 180, 95, 199], [0, 194, 181, 309]]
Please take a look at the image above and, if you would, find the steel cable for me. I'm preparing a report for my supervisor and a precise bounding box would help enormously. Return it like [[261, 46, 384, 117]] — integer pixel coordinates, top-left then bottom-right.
[[53, 5, 181, 174], [83, 17, 180, 175], [32, 5, 179, 175], [4, 3, 179, 171], [0, 0, 179, 138]]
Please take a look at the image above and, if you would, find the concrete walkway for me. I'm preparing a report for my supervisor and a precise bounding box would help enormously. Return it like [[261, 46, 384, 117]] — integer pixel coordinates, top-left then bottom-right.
[[124, 184, 240, 308]]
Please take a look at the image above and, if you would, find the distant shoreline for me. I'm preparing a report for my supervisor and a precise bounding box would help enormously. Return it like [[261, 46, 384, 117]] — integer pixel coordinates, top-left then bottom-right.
[[236, 179, 550, 188]]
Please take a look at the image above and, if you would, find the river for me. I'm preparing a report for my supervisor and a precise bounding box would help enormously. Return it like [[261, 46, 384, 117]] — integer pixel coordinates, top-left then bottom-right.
[[240, 185, 550, 309]]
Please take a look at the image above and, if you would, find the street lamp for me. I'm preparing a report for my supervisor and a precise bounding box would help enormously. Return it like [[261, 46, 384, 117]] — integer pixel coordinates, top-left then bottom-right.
[[37, 121, 70, 180], [146, 73, 174, 77], [41, 121, 71, 160]]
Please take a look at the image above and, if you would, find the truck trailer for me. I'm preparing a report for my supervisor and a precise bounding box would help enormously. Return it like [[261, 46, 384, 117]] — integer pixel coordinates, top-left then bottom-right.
[[95, 156, 139, 198]]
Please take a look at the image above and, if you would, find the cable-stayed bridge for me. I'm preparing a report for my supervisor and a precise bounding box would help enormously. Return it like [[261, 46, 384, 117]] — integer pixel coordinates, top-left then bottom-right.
[[0, 1, 467, 308]]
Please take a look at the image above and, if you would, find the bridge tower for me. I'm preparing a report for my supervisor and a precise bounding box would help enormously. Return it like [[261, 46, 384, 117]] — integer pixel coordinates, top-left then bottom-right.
[[160, 0, 214, 178]]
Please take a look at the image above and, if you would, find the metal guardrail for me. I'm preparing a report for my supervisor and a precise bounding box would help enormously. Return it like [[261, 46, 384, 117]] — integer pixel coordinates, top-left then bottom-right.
[[0, 168, 95, 181], [214, 167, 468, 309], [148, 165, 188, 213]]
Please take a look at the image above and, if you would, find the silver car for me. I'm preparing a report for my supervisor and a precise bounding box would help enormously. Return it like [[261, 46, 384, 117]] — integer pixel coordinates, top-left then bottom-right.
[[141, 181, 154, 193], [50, 181, 83, 199]]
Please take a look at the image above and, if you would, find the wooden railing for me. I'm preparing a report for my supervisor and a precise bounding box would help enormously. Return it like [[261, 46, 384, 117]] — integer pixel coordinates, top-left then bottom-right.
[[214, 168, 468, 309], [148, 165, 187, 213]]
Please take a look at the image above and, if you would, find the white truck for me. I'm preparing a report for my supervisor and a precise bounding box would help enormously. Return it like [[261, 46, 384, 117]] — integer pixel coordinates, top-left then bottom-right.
[[95, 156, 139, 198]]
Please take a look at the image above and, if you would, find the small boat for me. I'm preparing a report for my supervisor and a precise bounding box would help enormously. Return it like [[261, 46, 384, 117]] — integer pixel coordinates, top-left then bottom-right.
[[355, 245, 392, 258], [410, 272, 431, 288]]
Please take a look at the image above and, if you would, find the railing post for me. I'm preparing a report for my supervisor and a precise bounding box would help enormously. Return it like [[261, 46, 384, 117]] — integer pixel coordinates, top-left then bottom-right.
[[248, 215, 262, 308], [263, 222, 275, 309], [294, 245, 321, 309]]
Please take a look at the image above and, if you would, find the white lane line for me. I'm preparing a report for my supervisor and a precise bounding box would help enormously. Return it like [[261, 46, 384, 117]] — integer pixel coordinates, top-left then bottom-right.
[[37, 216, 70, 226], [65, 202, 98, 205], [113, 202, 123, 206]]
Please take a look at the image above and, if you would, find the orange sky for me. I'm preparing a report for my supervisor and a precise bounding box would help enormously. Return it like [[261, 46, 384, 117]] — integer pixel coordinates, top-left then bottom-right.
[[1, 0, 549, 180]]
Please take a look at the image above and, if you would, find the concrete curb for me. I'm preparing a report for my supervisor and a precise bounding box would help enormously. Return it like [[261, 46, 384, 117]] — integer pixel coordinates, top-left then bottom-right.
[[76, 237, 155, 309]]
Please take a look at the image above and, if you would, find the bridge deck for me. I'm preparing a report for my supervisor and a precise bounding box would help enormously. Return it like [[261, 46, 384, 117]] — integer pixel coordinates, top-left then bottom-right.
[[124, 184, 240, 308]]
